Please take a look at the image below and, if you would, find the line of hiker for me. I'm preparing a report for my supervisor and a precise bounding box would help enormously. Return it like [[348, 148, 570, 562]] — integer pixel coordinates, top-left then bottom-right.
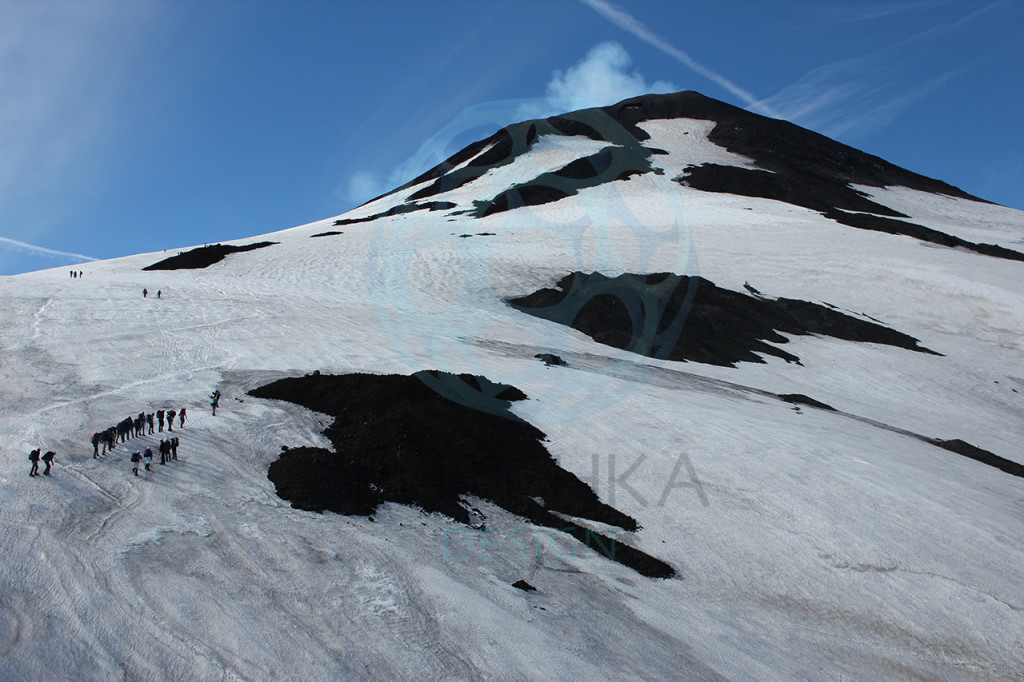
[[90, 407, 186, 458], [130, 437, 179, 477]]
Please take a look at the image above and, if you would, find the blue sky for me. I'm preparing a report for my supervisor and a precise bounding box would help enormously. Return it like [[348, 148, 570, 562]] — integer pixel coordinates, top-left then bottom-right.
[[1, 0, 1021, 275]]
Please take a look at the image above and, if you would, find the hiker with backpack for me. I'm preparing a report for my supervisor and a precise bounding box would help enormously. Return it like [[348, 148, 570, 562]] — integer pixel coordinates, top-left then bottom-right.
[[91, 432, 100, 458], [210, 390, 221, 416], [166, 410, 176, 431], [28, 449, 41, 477], [131, 451, 141, 476], [144, 449, 153, 471], [170, 437, 179, 461], [41, 451, 55, 475], [178, 408, 186, 428]]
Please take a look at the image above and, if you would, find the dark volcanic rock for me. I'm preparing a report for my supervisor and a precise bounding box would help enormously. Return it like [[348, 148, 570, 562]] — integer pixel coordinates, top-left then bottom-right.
[[509, 272, 939, 367], [604, 91, 984, 202], [779, 394, 836, 411], [930, 439, 1024, 478], [250, 371, 675, 579], [512, 580, 537, 592], [822, 209, 1024, 262], [334, 201, 456, 226], [142, 242, 277, 271], [310, 230, 343, 238]]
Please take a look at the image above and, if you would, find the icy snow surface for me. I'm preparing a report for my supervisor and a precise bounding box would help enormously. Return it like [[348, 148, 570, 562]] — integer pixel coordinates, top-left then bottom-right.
[[1, 115, 1023, 680]]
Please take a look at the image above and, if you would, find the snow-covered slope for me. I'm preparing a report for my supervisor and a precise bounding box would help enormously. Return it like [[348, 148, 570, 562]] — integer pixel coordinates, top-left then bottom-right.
[[1, 91, 1023, 680]]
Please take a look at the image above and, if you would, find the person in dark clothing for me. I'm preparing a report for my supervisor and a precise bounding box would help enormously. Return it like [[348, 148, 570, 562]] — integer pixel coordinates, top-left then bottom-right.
[[147, 413, 155, 434], [29, 449, 40, 477], [210, 390, 220, 416], [166, 410, 175, 431], [41, 451, 55, 475], [144, 449, 153, 471], [131, 452, 141, 476], [91, 432, 100, 458], [159, 440, 167, 465], [179, 408, 186, 427], [157, 290, 161, 299], [170, 437, 179, 460], [143, 288, 148, 298], [157, 410, 165, 432]]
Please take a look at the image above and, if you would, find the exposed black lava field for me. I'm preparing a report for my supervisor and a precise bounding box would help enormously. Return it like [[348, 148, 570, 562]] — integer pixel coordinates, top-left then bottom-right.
[[250, 371, 676, 579], [508, 272, 939, 367]]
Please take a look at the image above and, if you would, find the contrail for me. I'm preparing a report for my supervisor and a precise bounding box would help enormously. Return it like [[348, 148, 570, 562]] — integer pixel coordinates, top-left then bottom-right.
[[579, 0, 781, 118], [0, 236, 98, 262]]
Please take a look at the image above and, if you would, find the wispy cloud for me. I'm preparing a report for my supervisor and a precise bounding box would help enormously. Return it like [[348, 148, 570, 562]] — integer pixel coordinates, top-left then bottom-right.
[[578, 0, 779, 117], [0, 237, 97, 262], [0, 1, 159, 254], [760, 1, 1018, 139]]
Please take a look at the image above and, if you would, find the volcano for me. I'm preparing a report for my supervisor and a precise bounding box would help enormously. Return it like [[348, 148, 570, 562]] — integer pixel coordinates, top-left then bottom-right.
[[1, 91, 1022, 680]]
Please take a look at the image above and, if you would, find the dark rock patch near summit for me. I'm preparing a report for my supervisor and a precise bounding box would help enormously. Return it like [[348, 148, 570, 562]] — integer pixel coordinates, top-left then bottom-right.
[[250, 371, 675, 579], [473, 145, 656, 218], [334, 201, 456, 226], [823, 209, 1024, 262], [509, 272, 939, 367], [605, 91, 985, 202], [142, 242, 277, 271], [679, 165, 1024, 261], [679, 164, 906, 217]]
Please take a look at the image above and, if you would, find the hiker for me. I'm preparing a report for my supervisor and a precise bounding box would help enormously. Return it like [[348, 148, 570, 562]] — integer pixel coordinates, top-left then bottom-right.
[[171, 437, 179, 461], [144, 449, 153, 471], [131, 451, 141, 476], [157, 290, 161, 299], [28, 449, 41, 477], [210, 390, 221, 416], [91, 432, 100, 458], [143, 288, 148, 298], [147, 412, 155, 434], [166, 410, 176, 431], [157, 410, 165, 432], [178, 407, 186, 428], [41, 451, 55, 475], [159, 440, 168, 465]]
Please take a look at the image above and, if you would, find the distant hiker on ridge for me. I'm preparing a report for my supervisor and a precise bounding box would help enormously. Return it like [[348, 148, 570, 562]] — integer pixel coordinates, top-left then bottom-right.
[[28, 449, 40, 477]]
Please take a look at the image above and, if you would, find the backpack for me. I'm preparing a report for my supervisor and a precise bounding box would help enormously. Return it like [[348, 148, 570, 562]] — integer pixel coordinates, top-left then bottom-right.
[[131, 452, 141, 463]]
